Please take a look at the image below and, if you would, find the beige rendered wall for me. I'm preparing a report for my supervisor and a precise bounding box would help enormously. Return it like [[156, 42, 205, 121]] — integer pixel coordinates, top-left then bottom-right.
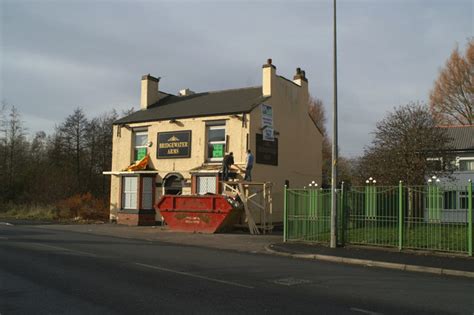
[[109, 115, 249, 221], [110, 65, 322, 223], [248, 68, 323, 222]]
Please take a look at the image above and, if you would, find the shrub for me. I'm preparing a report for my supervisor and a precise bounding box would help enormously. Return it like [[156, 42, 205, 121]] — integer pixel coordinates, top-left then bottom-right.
[[55, 193, 109, 221]]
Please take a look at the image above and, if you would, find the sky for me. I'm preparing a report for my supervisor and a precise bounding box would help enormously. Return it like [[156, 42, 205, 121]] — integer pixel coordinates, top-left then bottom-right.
[[1, 0, 472, 157]]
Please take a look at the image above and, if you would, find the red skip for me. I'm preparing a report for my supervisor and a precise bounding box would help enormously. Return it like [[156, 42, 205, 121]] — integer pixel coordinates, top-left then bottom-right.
[[155, 195, 242, 233]]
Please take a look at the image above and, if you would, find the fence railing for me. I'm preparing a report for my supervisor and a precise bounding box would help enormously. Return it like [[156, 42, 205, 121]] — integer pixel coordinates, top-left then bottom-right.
[[284, 182, 473, 256]]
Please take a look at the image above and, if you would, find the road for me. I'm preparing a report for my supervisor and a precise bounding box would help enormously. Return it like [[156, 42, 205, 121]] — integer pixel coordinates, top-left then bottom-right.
[[0, 224, 473, 314]]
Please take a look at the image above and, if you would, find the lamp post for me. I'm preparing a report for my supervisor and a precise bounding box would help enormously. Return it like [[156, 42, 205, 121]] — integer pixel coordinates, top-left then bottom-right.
[[330, 0, 338, 248]]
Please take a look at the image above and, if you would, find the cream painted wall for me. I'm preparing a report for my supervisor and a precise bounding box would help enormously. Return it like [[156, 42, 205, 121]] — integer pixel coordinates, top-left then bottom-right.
[[109, 115, 249, 220], [249, 69, 323, 221], [109, 64, 322, 223]]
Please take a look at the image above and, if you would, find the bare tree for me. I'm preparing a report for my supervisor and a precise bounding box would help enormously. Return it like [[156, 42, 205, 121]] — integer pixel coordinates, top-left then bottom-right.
[[308, 97, 327, 135], [430, 39, 473, 125], [0, 102, 7, 201], [308, 97, 352, 187], [358, 102, 453, 186], [58, 108, 89, 192], [3, 106, 28, 200], [86, 110, 117, 197]]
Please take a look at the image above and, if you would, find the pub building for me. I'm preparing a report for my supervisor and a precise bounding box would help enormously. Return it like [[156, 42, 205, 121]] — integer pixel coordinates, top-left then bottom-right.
[[104, 59, 323, 225]]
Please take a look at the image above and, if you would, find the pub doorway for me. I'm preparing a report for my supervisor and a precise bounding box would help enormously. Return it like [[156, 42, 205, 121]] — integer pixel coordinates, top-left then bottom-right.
[[163, 173, 183, 195]]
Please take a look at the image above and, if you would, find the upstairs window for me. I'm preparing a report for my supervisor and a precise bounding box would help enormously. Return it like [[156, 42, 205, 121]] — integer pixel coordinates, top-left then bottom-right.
[[133, 130, 148, 161], [206, 123, 226, 161], [459, 159, 474, 171]]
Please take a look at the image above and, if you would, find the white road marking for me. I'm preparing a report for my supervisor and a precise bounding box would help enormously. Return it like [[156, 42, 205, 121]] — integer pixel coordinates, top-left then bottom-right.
[[0, 222, 13, 226], [272, 277, 312, 286], [134, 262, 254, 289], [33, 243, 98, 257], [350, 307, 383, 315]]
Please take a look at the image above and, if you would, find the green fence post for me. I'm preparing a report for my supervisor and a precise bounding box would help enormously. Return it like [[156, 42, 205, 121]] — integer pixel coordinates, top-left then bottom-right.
[[468, 180, 472, 256], [372, 185, 377, 217], [283, 185, 287, 242], [435, 184, 441, 221], [427, 182, 432, 221], [340, 181, 345, 246], [398, 181, 403, 251]]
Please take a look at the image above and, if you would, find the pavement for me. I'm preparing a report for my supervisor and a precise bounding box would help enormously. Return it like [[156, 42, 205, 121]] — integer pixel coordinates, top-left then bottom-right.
[[268, 242, 474, 278], [5, 220, 473, 279]]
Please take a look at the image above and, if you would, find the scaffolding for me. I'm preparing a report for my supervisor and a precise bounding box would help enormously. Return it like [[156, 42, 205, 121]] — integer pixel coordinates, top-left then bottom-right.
[[222, 181, 273, 235]]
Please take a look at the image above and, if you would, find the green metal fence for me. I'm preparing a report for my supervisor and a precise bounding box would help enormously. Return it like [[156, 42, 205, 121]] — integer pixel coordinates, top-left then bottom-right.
[[284, 182, 473, 256], [284, 187, 334, 243]]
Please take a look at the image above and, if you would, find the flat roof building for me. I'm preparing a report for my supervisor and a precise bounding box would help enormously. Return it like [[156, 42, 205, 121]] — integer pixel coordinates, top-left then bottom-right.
[[106, 59, 323, 226]]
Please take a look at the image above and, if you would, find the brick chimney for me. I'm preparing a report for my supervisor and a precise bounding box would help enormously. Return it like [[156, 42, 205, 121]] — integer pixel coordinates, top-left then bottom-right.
[[293, 67, 308, 87], [140, 74, 160, 110], [262, 58, 276, 97]]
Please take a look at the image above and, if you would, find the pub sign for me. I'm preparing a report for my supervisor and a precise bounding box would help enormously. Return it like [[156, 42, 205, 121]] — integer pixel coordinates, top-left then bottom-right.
[[256, 133, 278, 166], [157, 130, 192, 159]]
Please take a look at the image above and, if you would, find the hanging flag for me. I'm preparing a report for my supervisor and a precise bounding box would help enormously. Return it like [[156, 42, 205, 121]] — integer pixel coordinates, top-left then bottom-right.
[[124, 154, 150, 171]]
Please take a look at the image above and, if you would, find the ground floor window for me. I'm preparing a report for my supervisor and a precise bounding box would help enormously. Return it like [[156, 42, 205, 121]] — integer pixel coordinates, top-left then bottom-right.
[[458, 191, 474, 210], [443, 191, 457, 210], [122, 177, 138, 209], [196, 175, 218, 195], [121, 175, 155, 210]]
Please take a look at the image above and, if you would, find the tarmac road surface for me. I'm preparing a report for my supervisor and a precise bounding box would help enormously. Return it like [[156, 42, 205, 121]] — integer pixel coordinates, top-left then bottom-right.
[[0, 224, 473, 314]]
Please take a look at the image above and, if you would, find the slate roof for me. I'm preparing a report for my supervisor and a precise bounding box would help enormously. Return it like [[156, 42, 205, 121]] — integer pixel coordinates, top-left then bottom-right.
[[115, 86, 267, 125], [441, 125, 474, 151]]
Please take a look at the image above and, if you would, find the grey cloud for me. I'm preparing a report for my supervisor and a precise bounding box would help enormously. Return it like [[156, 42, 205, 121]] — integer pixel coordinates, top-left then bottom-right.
[[1, 0, 472, 155]]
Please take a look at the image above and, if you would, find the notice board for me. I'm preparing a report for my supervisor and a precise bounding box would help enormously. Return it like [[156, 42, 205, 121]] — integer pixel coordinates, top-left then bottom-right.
[[256, 133, 278, 166]]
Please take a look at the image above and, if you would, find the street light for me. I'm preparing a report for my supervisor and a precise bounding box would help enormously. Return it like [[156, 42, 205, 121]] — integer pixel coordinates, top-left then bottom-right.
[[330, 0, 338, 249]]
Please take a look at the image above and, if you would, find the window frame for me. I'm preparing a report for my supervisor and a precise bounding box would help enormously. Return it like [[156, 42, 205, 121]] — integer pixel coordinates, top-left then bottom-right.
[[121, 175, 155, 210], [133, 129, 148, 162], [458, 158, 474, 172], [206, 122, 226, 162], [443, 191, 457, 210], [458, 191, 471, 210], [121, 176, 139, 210]]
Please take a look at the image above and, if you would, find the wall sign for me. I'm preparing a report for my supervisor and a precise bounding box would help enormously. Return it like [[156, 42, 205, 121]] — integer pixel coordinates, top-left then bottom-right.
[[261, 104, 274, 141], [256, 133, 278, 166], [157, 130, 192, 159]]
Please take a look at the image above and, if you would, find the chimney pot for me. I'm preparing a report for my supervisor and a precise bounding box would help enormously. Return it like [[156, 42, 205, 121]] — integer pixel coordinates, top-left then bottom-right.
[[179, 88, 195, 96], [141, 74, 160, 110], [267, 58, 272, 65], [293, 68, 308, 83]]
